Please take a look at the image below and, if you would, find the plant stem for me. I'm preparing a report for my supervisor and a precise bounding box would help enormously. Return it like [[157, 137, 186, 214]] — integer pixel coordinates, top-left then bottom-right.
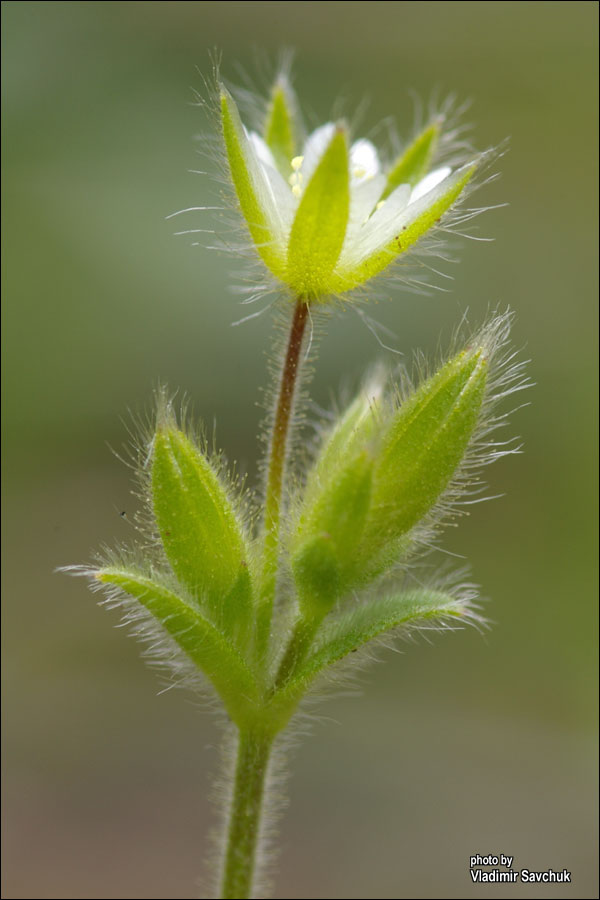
[[257, 297, 309, 663], [221, 729, 273, 900], [275, 615, 320, 689]]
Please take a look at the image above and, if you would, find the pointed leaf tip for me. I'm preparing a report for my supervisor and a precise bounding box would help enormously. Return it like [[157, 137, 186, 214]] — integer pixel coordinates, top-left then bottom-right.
[[96, 566, 259, 722]]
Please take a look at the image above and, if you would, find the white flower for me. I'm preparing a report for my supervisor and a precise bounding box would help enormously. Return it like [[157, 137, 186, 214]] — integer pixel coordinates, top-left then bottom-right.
[[219, 79, 482, 301]]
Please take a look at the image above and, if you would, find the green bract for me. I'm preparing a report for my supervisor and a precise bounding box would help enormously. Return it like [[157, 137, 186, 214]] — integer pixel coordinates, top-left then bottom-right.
[[219, 81, 483, 301]]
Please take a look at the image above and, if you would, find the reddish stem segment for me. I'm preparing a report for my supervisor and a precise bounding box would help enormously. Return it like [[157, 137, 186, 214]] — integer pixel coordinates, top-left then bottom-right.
[[265, 299, 309, 532], [257, 298, 309, 662]]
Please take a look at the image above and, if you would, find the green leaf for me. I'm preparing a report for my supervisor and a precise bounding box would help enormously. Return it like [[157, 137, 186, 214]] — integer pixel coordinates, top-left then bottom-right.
[[331, 162, 476, 293], [286, 128, 350, 299], [271, 588, 475, 716], [264, 78, 298, 177], [381, 120, 441, 200], [220, 87, 287, 279], [151, 423, 252, 637], [96, 567, 259, 723]]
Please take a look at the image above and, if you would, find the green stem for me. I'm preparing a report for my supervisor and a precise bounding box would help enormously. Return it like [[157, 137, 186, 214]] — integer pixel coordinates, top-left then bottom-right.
[[257, 298, 310, 663], [275, 615, 321, 689], [221, 729, 273, 900]]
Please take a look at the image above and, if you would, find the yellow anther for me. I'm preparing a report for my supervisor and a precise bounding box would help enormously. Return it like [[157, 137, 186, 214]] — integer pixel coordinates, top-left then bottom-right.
[[291, 155, 304, 171], [376, 200, 386, 210], [291, 184, 302, 198], [353, 166, 367, 179]]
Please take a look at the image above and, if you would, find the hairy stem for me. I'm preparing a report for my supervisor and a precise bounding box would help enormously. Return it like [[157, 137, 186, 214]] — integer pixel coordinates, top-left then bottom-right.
[[257, 298, 310, 664], [220, 729, 273, 900], [274, 615, 321, 689]]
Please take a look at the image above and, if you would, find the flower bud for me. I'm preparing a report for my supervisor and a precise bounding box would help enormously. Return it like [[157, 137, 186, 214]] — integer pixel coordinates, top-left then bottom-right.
[[291, 382, 382, 618], [292, 340, 492, 612], [151, 420, 251, 633], [361, 345, 488, 576], [292, 451, 373, 618]]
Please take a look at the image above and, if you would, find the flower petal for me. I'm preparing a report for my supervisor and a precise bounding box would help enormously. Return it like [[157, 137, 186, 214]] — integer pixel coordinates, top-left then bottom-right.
[[248, 131, 278, 170], [347, 173, 387, 229], [410, 166, 452, 203], [339, 181, 410, 269], [332, 162, 476, 291], [261, 161, 297, 239], [248, 132, 296, 237], [350, 139, 381, 181]]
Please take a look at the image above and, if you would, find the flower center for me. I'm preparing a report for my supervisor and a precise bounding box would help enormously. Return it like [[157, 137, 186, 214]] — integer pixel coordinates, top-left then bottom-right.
[[289, 155, 305, 198]]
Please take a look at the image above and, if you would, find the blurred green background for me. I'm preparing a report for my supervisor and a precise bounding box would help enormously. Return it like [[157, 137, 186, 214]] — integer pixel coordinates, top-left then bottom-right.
[[2, 2, 597, 898]]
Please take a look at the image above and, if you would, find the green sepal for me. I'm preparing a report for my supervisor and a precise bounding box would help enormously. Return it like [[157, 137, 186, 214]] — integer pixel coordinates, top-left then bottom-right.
[[269, 588, 475, 725], [151, 422, 252, 637], [365, 346, 488, 551], [302, 381, 383, 515], [264, 78, 298, 177], [95, 567, 259, 724], [220, 87, 287, 279], [286, 128, 350, 299], [331, 162, 475, 293], [381, 120, 442, 200], [292, 452, 373, 617]]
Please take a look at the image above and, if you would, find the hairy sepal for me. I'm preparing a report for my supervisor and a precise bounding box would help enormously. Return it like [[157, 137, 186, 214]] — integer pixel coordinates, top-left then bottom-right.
[[220, 87, 287, 279], [286, 128, 350, 299], [382, 119, 442, 200], [151, 421, 253, 643], [292, 452, 373, 618], [263, 77, 299, 177]]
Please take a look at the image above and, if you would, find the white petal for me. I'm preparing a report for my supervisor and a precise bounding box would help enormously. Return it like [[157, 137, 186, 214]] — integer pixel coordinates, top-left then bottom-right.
[[339, 166, 467, 271], [340, 175, 387, 264], [238, 128, 290, 252], [349, 174, 387, 225], [248, 131, 278, 171], [262, 163, 296, 238], [248, 130, 296, 235], [350, 139, 380, 181], [339, 182, 411, 267], [301, 122, 336, 183], [410, 166, 452, 203]]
